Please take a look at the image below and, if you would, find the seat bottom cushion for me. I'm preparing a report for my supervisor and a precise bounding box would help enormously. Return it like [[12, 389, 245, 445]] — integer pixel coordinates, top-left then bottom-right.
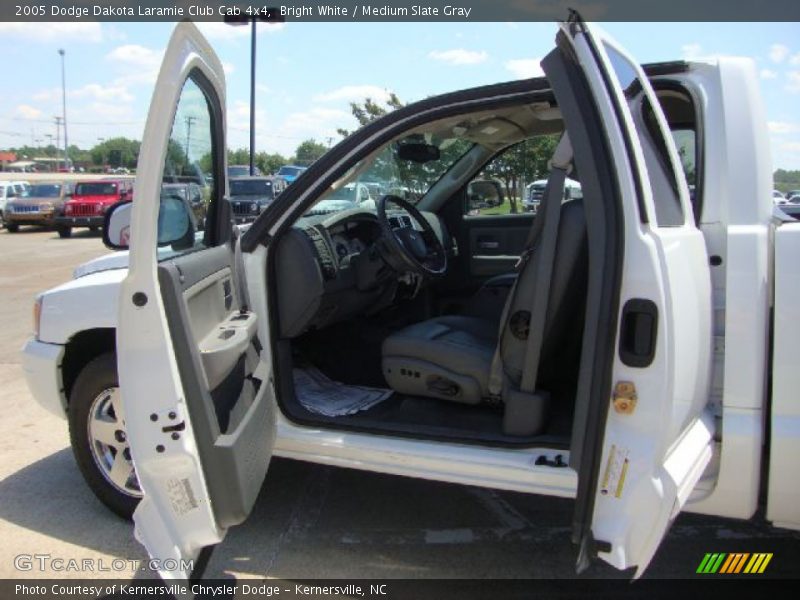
[[381, 315, 497, 404]]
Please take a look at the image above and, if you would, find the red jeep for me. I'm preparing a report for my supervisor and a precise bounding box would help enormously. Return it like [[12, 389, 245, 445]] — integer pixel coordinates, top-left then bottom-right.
[[56, 179, 133, 238]]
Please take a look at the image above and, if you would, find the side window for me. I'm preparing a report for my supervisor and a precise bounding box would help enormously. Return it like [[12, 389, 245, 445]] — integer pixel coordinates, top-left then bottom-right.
[[464, 135, 561, 217], [158, 73, 217, 255], [603, 42, 687, 227]]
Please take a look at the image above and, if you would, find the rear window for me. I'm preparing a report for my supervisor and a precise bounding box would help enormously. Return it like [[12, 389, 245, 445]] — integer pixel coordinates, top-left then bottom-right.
[[230, 179, 274, 197], [74, 182, 118, 196], [28, 184, 62, 197]]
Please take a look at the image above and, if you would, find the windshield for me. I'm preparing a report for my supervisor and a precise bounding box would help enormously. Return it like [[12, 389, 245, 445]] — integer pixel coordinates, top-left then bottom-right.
[[278, 166, 304, 177], [28, 184, 62, 198], [230, 179, 274, 197], [306, 129, 473, 217], [75, 182, 117, 196]]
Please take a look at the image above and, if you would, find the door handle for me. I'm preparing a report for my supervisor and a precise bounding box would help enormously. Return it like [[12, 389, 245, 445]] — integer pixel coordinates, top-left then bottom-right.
[[478, 240, 500, 249], [619, 299, 658, 367]]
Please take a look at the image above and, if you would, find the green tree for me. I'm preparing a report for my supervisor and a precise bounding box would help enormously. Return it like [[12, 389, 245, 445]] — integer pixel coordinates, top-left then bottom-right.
[[255, 151, 288, 175], [227, 148, 251, 166], [90, 137, 140, 169], [293, 139, 327, 166], [479, 135, 559, 213], [337, 93, 404, 138]]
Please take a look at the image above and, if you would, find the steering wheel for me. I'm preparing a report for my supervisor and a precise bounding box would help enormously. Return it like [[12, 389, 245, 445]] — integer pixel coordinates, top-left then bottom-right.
[[376, 194, 447, 277]]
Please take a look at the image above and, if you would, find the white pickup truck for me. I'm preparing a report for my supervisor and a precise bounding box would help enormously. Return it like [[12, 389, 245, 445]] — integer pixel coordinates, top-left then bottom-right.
[[22, 18, 800, 580]]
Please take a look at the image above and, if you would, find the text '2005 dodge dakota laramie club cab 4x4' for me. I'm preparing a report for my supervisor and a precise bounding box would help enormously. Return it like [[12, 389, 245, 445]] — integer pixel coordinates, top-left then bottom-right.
[[22, 18, 800, 580]]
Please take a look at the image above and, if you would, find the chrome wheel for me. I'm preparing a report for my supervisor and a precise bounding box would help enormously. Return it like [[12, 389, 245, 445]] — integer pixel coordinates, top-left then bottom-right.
[[87, 387, 142, 497]]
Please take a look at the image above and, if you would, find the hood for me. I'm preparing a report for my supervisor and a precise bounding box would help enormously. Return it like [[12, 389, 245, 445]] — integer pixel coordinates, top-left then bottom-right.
[[70, 194, 118, 204], [230, 194, 273, 204], [73, 251, 130, 279], [9, 195, 64, 205]]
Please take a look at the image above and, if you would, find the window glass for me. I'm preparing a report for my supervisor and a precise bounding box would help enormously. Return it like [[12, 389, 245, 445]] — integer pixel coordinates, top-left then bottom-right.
[[603, 42, 686, 227], [158, 74, 215, 255], [464, 135, 562, 217], [304, 131, 472, 217], [28, 184, 62, 198]]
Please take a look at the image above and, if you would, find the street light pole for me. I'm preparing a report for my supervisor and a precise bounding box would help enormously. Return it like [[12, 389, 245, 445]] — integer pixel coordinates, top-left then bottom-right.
[[224, 10, 284, 177], [249, 19, 256, 176], [58, 49, 68, 171]]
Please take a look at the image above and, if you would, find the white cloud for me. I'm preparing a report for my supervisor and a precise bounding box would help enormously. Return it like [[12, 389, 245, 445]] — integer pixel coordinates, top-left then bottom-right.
[[787, 71, 800, 94], [314, 85, 393, 103], [769, 44, 790, 64], [768, 121, 800, 134], [790, 53, 800, 66], [72, 83, 134, 103], [428, 49, 488, 66], [0, 22, 104, 43], [780, 141, 800, 153], [222, 61, 235, 75], [681, 43, 704, 60], [15, 104, 42, 119], [105, 44, 164, 87], [504, 58, 544, 79], [196, 21, 285, 41], [761, 69, 778, 80]]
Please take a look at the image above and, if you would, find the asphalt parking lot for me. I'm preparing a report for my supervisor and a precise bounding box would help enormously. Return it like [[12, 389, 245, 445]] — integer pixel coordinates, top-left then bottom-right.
[[0, 227, 799, 585]]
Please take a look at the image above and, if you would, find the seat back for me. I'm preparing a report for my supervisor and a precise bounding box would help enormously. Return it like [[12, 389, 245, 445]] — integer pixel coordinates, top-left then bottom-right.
[[498, 198, 588, 388]]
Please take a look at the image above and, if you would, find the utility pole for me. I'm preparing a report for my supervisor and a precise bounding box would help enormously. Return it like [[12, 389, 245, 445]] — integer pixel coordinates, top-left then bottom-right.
[[58, 49, 68, 171], [185, 116, 196, 165], [54, 116, 62, 170]]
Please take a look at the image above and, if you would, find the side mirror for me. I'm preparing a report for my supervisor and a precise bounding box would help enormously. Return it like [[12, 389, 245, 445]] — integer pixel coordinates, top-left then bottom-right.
[[466, 180, 505, 210], [103, 196, 195, 251], [103, 201, 133, 250]]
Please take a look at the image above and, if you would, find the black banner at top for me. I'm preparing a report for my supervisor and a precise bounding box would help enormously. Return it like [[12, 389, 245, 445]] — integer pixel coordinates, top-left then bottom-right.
[[4, 0, 800, 22]]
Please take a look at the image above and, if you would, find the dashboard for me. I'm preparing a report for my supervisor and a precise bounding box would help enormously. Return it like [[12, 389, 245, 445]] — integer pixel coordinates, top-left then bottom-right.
[[274, 208, 448, 338]]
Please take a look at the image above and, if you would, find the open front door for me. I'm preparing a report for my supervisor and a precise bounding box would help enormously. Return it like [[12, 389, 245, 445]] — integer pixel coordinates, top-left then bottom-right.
[[118, 23, 275, 580], [548, 17, 715, 576]]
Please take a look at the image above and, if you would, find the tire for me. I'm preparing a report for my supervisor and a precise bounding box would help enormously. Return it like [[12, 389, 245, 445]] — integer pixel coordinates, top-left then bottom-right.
[[6, 223, 19, 233], [58, 226, 72, 238], [68, 353, 141, 520]]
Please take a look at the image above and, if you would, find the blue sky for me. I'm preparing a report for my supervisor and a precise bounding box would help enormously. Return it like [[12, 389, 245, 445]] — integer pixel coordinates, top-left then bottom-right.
[[1, 20, 799, 168]]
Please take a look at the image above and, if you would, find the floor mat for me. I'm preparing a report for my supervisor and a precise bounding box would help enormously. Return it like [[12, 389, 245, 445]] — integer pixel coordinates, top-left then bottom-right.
[[293, 366, 393, 417]]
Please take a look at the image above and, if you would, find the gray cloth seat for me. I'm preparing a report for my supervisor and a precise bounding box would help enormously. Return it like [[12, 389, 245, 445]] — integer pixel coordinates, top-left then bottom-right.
[[382, 198, 587, 407]]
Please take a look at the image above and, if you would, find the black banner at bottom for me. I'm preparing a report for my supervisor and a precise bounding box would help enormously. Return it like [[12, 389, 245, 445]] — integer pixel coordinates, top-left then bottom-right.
[[3, 578, 800, 600]]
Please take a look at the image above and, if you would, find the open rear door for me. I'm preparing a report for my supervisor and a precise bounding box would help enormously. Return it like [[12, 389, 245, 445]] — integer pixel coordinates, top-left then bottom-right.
[[547, 17, 715, 576], [118, 23, 275, 580]]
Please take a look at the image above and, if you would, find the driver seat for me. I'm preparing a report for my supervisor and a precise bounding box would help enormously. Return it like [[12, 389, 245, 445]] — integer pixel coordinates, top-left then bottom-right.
[[381, 194, 587, 412]]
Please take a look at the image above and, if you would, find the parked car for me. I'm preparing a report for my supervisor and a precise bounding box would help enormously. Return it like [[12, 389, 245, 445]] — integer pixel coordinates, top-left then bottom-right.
[[523, 177, 582, 212], [161, 182, 207, 230], [275, 164, 307, 184], [22, 21, 800, 582], [3, 181, 73, 232], [56, 179, 133, 238], [227, 164, 262, 178], [0, 180, 30, 229], [228, 176, 277, 224], [773, 189, 786, 204]]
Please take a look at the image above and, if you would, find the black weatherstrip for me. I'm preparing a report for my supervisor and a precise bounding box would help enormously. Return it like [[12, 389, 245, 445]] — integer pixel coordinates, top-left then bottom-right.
[[544, 31, 624, 569]]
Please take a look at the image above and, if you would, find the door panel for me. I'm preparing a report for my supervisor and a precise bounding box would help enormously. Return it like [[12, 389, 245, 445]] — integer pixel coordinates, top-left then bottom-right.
[[462, 213, 535, 279], [555, 18, 713, 576], [118, 23, 275, 580]]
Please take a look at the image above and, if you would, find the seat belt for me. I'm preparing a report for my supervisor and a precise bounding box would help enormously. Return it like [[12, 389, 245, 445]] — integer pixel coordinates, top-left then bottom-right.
[[487, 134, 573, 398], [518, 135, 572, 393]]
